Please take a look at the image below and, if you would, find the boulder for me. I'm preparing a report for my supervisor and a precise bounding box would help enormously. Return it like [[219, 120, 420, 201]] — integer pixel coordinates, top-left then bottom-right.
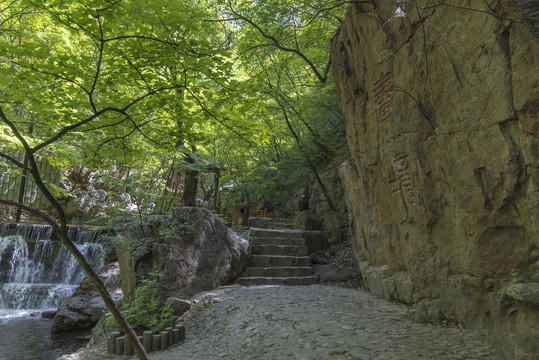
[[293, 211, 323, 231], [414, 301, 442, 325], [331, 1, 538, 358], [304, 230, 330, 254], [51, 262, 122, 332], [322, 211, 342, 244], [76, 189, 111, 214], [51, 295, 106, 332], [63, 189, 112, 218], [131, 207, 250, 297], [166, 297, 192, 316]]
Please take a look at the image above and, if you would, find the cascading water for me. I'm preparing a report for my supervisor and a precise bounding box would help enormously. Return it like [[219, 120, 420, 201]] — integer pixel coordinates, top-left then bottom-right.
[[0, 223, 104, 319]]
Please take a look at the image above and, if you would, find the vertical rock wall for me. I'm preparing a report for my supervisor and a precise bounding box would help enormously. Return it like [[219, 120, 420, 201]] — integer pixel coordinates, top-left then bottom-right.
[[331, 1, 538, 358]]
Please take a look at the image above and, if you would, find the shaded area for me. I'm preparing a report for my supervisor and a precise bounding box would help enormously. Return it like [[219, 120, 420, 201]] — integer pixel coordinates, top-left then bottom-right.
[[0, 317, 89, 360]]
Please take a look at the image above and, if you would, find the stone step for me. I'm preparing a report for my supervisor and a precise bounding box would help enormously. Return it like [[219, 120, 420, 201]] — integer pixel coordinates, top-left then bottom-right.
[[235, 276, 318, 286], [243, 267, 314, 277], [268, 222, 294, 230], [250, 228, 304, 239], [250, 236, 306, 246], [267, 218, 293, 224], [249, 255, 311, 267], [252, 245, 308, 256]]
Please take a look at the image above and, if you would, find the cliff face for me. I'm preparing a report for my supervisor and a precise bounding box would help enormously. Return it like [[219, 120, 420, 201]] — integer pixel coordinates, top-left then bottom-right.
[[331, 1, 538, 358]]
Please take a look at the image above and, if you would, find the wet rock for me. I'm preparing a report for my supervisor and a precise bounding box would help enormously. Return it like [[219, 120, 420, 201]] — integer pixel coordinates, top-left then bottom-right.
[[51, 295, 106, 332], [41, 310, 56, 319], [52, 263, 122, 333]]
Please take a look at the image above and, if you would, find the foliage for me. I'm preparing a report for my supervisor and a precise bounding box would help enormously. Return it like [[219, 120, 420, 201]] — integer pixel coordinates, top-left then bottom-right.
[[105, 273, 175, 333], [0, 0, 349, 219]]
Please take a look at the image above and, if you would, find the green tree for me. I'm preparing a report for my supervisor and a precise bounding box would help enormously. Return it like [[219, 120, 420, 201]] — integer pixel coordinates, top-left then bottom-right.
[[0, 0, 237, 358]]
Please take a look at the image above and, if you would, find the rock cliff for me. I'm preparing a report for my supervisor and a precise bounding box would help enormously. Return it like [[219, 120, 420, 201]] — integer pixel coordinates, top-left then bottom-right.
[[331, 1, 538, 358]]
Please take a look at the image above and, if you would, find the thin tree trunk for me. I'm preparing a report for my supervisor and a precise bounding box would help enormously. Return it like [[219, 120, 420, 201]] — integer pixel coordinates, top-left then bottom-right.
[[213, 168, 220, 211], [182, 152, 199, 207], [280, 104, 336, 212], [183, 169, 198, 206]]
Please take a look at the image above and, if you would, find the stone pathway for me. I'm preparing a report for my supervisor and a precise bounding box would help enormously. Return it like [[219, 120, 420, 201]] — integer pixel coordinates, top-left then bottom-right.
[[61, 284, 501, 360]]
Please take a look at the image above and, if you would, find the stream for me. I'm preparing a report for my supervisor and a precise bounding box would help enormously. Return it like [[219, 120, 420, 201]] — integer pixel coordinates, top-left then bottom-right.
[[0, 224, 104, 360], [0, 314, 90, 360]]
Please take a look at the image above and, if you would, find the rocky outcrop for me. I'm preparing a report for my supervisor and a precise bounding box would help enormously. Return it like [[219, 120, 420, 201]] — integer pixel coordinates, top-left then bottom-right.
[[293, 210, 323, 231], [52, 262, 122, 332], [132, 207, 250, 297], [63, 189, 112, 218], [331, 1, 538, 359]]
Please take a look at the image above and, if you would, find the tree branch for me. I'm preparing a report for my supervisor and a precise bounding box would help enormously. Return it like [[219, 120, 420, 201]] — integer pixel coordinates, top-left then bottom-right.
[[225, 0, 329, 83]]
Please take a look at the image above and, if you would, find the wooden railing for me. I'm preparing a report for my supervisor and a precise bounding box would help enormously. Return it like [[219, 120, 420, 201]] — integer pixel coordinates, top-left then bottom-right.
[[215, 208, 279, 223]]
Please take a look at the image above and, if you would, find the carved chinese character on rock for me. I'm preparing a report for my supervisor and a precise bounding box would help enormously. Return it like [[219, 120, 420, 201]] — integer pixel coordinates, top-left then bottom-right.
[[389, 151, 417, 205], [374, 72, 393, 123]]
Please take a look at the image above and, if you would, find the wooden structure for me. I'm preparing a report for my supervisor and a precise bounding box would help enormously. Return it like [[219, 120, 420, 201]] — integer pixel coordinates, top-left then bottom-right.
[[216, 208, 279, 224], [0, 151, 61, 209]]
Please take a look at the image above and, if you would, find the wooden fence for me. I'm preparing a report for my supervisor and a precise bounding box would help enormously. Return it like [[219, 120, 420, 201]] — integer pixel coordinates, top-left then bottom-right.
[[216, 208, 279, 223], [0, 151, 61, 209]]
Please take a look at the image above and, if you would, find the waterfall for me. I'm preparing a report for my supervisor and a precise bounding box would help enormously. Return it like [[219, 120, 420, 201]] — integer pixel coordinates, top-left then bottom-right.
[[0, 224, 104, 318]]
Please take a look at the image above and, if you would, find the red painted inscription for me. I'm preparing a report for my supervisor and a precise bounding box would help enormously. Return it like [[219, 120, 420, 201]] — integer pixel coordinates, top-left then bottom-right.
[[389, 151, 417, 205], [374, 72, 393, 123]]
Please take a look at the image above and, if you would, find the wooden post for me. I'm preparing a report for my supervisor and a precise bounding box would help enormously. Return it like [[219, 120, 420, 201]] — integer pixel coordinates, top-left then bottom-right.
[[124, 335, 133, 356], [143, 331, 153, 353], [175, 323, 185, 342], [115, 336, 125, 355], [160, 331, 169, 350], [152, 334, 161, 352], [107, 332, 121, 354], [172, 328, 181, 343], [166, 327, 173, 346]]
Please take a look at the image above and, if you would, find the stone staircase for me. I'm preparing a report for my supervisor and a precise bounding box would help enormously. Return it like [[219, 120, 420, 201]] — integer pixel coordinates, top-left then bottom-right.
[[235, 226, 318, 286]]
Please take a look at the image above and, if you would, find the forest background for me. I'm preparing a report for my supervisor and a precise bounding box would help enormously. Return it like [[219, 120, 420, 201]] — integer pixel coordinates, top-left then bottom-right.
[[0, 0, 350, 223]]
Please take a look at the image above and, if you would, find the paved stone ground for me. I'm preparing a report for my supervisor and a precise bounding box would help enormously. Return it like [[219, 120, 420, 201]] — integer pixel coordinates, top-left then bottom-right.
[[60, 284, 501, 360]]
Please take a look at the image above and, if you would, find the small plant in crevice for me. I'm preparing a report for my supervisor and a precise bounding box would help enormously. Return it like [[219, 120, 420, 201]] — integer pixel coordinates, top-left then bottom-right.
[[194, 298, 214, 312], [230, 225, 250, 240], [105, 273, 174, 333]]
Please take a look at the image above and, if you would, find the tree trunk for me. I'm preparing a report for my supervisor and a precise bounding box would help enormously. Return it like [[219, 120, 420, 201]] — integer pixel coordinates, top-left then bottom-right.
[[182, 153, 199, 207], [183, 169, 198, 206], [213, 169, 220, 211], [279, 104, 337, 212], [24, 150, 149, 359]]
